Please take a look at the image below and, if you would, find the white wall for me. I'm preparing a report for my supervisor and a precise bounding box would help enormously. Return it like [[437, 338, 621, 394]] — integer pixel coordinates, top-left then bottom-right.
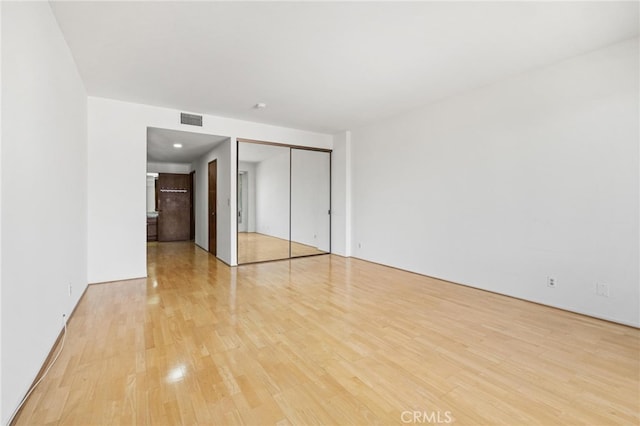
[[88, 99, 148, 283], [0, 3, 4, 417], [238, 161, 256, 233], [193, 140, 232, 264], [351, 38, 639, 326], [88, 97, 331, 278], [255, 150, 290, 241], [1, 2, 88, 423], [147, 162, 192, 174], [331, 131, 351, 257]]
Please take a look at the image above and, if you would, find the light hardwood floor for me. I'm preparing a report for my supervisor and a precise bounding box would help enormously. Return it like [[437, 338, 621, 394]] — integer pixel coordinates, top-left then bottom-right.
[[238, 232, 327, 264], [13, 242, 640, 425]]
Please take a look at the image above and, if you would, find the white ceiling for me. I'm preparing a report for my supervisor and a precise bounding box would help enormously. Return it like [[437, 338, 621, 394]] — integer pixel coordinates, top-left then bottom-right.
[[51, 1, 639, 134], [147, 127, 227, 163]]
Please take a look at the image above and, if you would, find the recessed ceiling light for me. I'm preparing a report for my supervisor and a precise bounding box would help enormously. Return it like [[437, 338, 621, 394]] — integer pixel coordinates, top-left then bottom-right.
[[254, 102, 267, 109], [173, 143, 183, 148]]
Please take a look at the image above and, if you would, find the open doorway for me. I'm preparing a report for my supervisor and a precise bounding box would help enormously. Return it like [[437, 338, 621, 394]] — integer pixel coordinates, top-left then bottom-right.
[[146, 127, 228, 254]]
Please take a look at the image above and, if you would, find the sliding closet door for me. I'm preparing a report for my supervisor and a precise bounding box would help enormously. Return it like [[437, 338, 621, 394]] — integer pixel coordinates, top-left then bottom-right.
[[290, 149, 331, 258], [237, 142, 290, 264]]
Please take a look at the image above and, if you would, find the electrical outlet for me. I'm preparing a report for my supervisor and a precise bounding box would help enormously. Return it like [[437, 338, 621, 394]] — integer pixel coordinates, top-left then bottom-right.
[[596, 283, 610, 297], [547, 277, 557, 288]]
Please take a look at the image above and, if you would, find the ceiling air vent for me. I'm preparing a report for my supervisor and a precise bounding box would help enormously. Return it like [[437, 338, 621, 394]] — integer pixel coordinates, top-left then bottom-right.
[[180, 112, 203, 127]]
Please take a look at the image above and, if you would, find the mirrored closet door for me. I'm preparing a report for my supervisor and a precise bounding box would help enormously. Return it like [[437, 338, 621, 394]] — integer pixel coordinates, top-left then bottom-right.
[[237, 140, 331, 264], [290, 148, 330, 258], [237, 142, 290, 263]]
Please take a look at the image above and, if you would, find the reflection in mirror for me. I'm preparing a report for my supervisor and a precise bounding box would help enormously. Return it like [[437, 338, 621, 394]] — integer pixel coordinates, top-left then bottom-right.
[[291, 149, 331, 257], [237, 142, 290, 264]]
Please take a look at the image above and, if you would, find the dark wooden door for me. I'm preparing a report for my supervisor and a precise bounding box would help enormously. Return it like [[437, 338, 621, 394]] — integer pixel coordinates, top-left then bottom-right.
[[208, 160, 217, 255], [189, 171, 195, 240], [158, 173, 191, 241]]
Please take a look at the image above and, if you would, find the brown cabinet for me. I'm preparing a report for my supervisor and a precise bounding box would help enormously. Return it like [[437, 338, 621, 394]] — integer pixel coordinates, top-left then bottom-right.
[[147, 216, 158, 242], [157, 173, 191, 242]]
